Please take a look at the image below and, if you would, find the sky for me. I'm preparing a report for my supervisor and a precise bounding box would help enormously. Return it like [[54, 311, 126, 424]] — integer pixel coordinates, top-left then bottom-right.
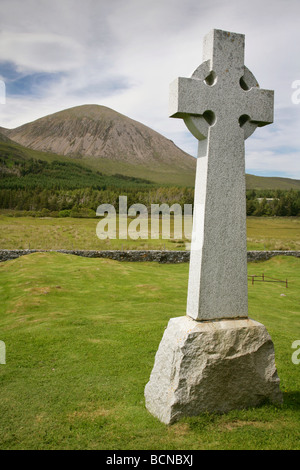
[[0, 0, 299, 179]]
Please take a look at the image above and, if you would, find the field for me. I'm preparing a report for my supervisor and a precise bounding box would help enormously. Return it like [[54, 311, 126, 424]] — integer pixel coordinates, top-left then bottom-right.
[[0, 252, 299, 450], [246, 217, 300, 250], [0, 214, 299, 251]]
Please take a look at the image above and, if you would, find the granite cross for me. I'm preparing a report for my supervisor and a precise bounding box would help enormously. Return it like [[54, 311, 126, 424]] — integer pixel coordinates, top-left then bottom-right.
[[169, 29, 274, 321]]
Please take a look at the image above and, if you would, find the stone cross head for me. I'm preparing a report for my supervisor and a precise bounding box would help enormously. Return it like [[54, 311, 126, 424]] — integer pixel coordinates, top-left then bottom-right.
[[169, 29, 274, 156]]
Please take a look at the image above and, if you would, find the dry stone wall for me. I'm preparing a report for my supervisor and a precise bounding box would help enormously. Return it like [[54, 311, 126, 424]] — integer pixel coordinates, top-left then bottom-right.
[[0, 249, 299, 263]]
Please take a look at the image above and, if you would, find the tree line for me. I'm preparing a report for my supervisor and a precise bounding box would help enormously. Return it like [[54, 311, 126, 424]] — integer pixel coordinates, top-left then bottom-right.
[[246, 189, 300, 217], [1, 155, 299, 217], [0, 157, 154, 190], [0, 186, 299, 217]]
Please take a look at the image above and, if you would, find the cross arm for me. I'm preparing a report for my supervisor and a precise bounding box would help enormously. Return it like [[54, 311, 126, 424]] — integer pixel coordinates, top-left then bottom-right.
[[169, 77, 212, 119], [243, 87, 274, 126]]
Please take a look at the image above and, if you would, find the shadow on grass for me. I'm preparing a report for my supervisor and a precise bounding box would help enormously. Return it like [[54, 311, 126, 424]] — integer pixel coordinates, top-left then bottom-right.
[[283, 391, 300, 410]]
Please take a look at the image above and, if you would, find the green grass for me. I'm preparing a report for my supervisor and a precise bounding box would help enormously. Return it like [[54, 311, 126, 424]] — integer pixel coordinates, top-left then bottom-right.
[[0, 214, 187, 250], [247, 217, 300, 250], [0, 253, 299, 449], [0, 214, 299, 251]]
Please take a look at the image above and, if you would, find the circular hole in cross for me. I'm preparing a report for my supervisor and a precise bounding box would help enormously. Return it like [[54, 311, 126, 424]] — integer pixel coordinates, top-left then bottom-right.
[[204, 71, 217, 86], [239, 114, 250, 127], [203, 110, 216, 126], [239, 76, 250, 91]]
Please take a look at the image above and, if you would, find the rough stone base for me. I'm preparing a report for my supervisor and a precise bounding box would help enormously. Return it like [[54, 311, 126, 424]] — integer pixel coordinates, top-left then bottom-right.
[[144, 316, 282, 424]]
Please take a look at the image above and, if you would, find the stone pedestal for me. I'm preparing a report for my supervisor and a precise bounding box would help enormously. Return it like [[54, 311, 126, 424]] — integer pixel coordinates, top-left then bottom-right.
[[145, 316, 282, 425]]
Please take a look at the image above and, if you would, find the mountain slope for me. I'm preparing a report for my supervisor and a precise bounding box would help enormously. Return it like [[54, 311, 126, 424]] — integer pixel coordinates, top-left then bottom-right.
[[2, 104, 300, 190], [1, 133, 299, 191], [0, 134, 155, 191], [5, 104, 196, 185], [245, 174, 300, 191], [0, 129, 15, 144]]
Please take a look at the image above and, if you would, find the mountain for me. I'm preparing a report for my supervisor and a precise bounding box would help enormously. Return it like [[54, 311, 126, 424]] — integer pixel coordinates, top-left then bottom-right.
[[1, 104, 300, 190], [4, 105, 196, 186], [245, 174, 300, 191], [0, 128, 14, 144]]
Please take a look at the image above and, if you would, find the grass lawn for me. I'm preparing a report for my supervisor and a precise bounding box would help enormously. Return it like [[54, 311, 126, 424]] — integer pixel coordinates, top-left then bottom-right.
[[0, 213, 299, 251], [247, 217, 300, 251], [0, 213, 185, 251], [0, 252, 299, 450]]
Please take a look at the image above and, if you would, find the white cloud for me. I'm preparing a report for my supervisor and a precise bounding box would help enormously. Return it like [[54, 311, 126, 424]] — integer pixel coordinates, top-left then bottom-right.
[[246, 147, 300, 180], [0, 0, 299, 178], [0, 32, 85, 73]]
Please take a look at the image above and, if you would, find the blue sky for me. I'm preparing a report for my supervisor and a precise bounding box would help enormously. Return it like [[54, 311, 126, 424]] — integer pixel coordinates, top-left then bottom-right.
[[0, 0, 299, 179]]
